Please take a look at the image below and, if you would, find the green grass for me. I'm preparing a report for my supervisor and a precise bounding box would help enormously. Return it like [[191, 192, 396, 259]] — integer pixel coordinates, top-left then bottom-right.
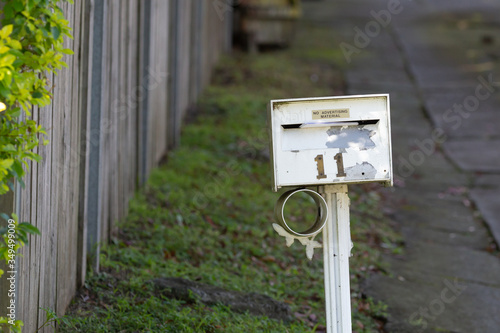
[[59, 22, 402, 333]]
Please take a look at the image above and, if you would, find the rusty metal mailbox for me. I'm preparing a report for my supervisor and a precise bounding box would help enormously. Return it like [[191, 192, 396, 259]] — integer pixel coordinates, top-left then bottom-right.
[[268, 94, 393, 191]]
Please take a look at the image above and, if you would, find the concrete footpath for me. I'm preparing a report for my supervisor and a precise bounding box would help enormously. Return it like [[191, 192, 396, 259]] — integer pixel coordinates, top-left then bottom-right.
[[302, 0, 500, 332]]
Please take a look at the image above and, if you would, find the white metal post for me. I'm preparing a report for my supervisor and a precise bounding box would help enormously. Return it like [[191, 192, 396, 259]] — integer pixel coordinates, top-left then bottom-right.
[[320, 184, 352, 333]]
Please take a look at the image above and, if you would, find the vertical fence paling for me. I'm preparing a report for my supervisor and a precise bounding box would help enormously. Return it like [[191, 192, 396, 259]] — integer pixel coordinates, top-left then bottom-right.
[[137, 0, 150, 187], [86, 0, 105, 272], [0, 0, 232, 330], [168, 0, 180, 149], [76, 0, 93, 287]]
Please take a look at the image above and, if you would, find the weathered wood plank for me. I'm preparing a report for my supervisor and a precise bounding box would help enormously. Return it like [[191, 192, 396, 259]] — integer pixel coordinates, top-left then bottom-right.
[[26, 106, 39, 332], [117, 0, 128, 228], [52, 1, 75, 319], [190, 0, 202, 104], [17, 157, 31, 330], [64, 0, 80, 312], [36, 78, 54, 332], [137, 0, 152, 185], [178, 0, 192, 123], [148, 0, 158, 165], [99, 0, 110, 244], [14, 102, 33, 330], [146, 0, 164, 167], [76, 0, 93, 288], [55, 0, 81, 316], [167, 0, 178, 149], [153, 0, 170, 164], [53, 1, 69, 318], [107, 0, 120, 236], [127, 0, 139, 199], [87, 0, 106, 270]]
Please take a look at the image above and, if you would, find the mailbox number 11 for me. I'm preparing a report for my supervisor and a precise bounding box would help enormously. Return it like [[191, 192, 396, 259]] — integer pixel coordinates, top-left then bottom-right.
[[315, 153, 346, 179]]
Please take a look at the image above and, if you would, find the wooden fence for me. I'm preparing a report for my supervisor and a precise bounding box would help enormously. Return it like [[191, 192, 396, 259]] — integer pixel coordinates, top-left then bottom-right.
[[0, 1, 232, 331]]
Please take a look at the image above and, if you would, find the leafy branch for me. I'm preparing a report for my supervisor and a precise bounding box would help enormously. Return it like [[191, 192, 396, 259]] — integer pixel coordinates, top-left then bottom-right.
[[0, 0, 73, 194], [0, 0, 74, 331]]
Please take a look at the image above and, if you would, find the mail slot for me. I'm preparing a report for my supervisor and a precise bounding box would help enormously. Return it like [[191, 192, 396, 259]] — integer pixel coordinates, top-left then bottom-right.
[[268, 94, 393, 191]]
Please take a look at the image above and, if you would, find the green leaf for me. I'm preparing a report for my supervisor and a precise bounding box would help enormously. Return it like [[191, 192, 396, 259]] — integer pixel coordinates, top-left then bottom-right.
[[17, 177, 25, 189], [3, 4, 14, 19], [9, 107, 21, 117], [9, 39, 22, 50], [51, 26, 61, 40], [18, 222, 41, 236], [7, 180, 16, 192], [40, 27, 49, 38], [61, 48, 74, 55], [31, 154, 42, 163], [32, 91, 43, 98], [0, 54, 16, 67], [11, 160, 24, 179], [9, 48, 23, 57], [0, 144, 16, 152], [13, 1, 24, 12], [0, 183, 9, 193], [0, 159, 14, 169], [0, 25, 13, 39], [16, 229, 28, 243], [0, 83, 10, 97]]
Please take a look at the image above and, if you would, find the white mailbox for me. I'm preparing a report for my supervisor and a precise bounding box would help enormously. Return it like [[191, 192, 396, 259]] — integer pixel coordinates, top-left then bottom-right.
[[268, 94, 393, 191]]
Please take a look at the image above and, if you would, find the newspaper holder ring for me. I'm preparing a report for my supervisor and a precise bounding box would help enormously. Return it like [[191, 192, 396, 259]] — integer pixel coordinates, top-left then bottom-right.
[[274, 188, 328, 237]]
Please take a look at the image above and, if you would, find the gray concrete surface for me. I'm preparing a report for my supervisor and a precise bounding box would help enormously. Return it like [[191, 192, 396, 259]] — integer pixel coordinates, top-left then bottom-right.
[[303, 0, 500, 331]]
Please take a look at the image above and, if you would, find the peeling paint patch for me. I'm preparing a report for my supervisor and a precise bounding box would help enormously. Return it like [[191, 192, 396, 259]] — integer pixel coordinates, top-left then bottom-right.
[[326, 127, 375, 150], [345, 162, 376, 180]]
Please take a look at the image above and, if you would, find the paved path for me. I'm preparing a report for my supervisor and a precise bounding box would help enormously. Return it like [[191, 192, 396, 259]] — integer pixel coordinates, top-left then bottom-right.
[[303, 0, 500, 331]]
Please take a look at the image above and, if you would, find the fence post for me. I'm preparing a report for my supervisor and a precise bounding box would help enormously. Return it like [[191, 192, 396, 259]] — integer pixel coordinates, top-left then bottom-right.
[[86, 0, 105, 272], [138, 0, 152, 186], [168, 0, 180, 150], [75, 0, 94, 285]]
